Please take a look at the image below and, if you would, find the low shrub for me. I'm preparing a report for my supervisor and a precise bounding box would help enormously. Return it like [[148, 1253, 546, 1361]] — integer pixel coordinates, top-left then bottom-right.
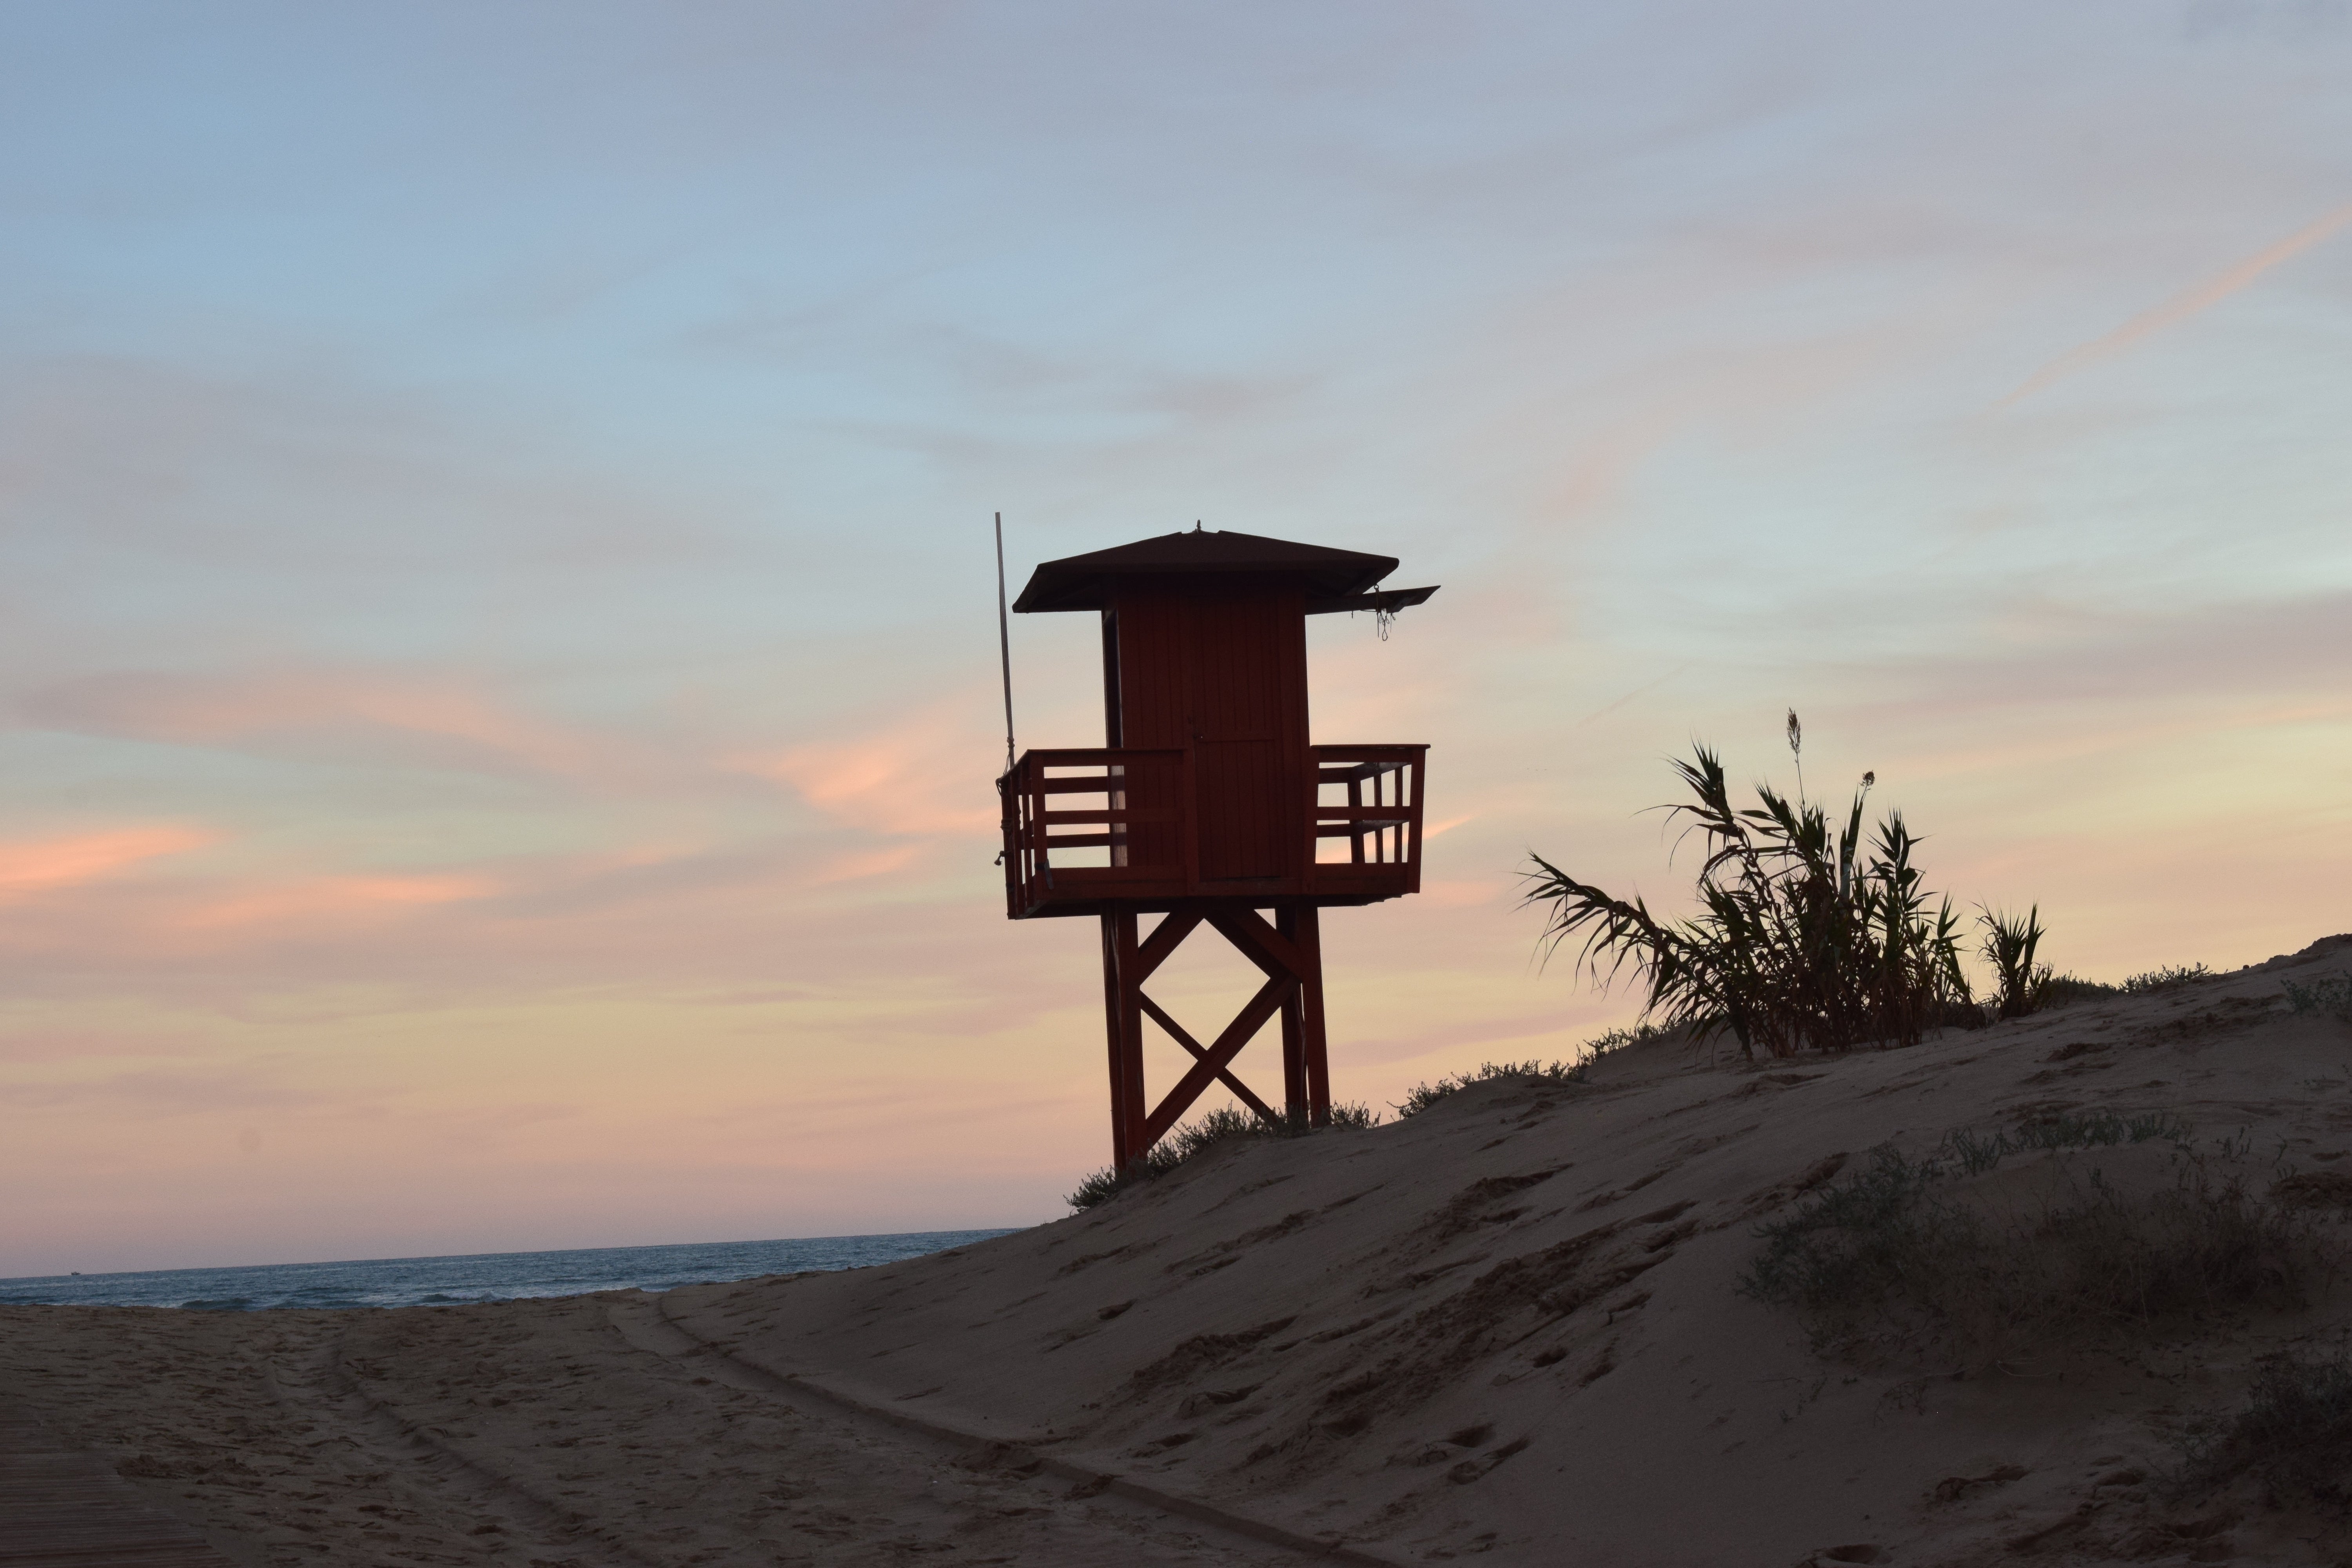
[[1392, 1060, 1584, 1118], [2284, 974, 2352, 1024], [2122, 963, 2214, 995], [1065, 1102, 1378, 1210], [1939, 1110, 2193, 1176], [1580, 1022, 1661, 1061], [2006, 964, 2221, 1012], [2041, 972, 2123, 1008], [1742, 1125, 2324, 1368], [2177, 1350, 2352, 1506], [1391, 1024, 1662, 1118]]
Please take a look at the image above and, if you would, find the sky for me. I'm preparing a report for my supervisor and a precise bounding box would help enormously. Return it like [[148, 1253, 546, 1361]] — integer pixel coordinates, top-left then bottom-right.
[[3, 1, 2348, 1276]]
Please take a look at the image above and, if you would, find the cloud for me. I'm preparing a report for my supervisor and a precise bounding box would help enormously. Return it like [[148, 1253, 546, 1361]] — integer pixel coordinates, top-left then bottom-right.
[[1578, 667, 1689, 726], [0, 826, 216, 900], [810, 844, 926, 885], [0, 1029, 218, 1065], [1998, 201, 2352, 408], [17, 668, 626, 785], [744, 691, 1003, 837], [0, 1061, 346, 1114], [179, 873, 499, 930]]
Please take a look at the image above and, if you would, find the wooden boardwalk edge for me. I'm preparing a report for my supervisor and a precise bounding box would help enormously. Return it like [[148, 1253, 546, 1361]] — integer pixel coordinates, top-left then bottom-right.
[[0, 1408, 236, 1568]]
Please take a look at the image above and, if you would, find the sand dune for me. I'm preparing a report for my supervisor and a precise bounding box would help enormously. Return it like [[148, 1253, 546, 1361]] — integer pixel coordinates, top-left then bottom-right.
[[8, 934, 2352, 1566]]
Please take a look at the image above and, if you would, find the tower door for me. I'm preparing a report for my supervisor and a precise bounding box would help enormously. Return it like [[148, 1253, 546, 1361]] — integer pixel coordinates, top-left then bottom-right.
[[1187, 593, 1299, 882]]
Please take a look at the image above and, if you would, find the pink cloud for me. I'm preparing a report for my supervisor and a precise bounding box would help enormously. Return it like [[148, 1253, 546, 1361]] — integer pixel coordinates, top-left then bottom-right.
[[745, 692, 1001, 837], [20, 668, 621, 784], [811, 844, 926, 885], [179, 872, 498, 930], [1999, 201, 2352, 408], [0, 826, 216, 900]]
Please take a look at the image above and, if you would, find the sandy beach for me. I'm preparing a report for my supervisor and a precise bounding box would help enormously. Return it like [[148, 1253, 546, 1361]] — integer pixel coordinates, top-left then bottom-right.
[[9, 934, 2352, 1566]]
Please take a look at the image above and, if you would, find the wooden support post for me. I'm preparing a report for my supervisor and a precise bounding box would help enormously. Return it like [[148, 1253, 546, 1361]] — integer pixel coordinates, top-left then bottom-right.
[[1295, 904, 1330, 1125], [1278, 905, 1308, 1124], [1102, 912, 1148, 1169], [1099, 913, 1127, 1168]]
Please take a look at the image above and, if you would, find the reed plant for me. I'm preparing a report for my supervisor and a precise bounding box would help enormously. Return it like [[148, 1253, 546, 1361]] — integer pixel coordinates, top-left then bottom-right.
[[1524, 714, 1971, 1058], [1979, 905, 2052, 1020]]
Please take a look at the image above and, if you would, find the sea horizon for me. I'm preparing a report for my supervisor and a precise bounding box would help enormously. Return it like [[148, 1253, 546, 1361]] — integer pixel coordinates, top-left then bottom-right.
[[0, 1228, 1024, 1312]]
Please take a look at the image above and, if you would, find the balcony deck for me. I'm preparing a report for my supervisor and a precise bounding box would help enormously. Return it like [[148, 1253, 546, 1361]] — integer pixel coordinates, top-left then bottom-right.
[[999, 744, 1427, 919]]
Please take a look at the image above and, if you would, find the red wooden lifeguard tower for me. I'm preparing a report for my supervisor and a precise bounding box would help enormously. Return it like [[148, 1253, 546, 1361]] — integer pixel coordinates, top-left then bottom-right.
[[997, 527, 1437, 1170]]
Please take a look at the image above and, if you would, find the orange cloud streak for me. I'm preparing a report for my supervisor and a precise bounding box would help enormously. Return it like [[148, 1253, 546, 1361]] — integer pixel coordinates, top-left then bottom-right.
[[28, 669, 616, 783], [181, 873, 497, 929], [1998, 201, 2352, 408], [748, 695, 1000, 837], [0, 827, 216, 900]]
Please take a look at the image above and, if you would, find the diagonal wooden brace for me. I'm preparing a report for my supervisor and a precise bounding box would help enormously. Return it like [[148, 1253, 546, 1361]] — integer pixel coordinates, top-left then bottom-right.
[[1205, 906, 1313, 985], [1143, 973, 1295, 1146], [1135, 992, 1281, 1124], [1133, 909, 1204, 984]]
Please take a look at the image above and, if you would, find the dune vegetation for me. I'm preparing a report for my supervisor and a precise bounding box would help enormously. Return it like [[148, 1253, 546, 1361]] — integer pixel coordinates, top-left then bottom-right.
[[1523, 712, 1987, 1057], [1518, 712, 2225, 1060]]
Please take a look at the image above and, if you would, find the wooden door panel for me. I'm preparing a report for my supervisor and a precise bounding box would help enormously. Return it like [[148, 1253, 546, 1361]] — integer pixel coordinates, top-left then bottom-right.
[[1190, 593, 1290, 881], [1111, 582, 1309, 887], [1196, 738, 1283, 878]]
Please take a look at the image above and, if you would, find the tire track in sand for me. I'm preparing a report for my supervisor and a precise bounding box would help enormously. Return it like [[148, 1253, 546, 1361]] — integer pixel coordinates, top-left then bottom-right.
[[624, 1290, 1405, 1566], [272, 1319, 658, 1568]]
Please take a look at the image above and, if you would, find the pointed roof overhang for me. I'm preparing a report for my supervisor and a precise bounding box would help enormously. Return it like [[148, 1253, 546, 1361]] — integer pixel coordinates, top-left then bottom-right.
[[1012, 528, 1416, 613]]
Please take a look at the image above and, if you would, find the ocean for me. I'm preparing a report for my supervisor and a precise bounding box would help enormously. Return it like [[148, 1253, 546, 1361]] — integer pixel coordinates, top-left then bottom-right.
[[0, 1230, 1020, 1312]]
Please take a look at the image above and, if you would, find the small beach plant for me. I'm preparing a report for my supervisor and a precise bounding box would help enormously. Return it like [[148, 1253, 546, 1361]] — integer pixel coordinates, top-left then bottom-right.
[[1523, 713, 1972, 1058]]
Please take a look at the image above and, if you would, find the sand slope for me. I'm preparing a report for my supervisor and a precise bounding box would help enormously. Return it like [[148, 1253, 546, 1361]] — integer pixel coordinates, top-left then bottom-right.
[[8, 935, 2352, 1566]]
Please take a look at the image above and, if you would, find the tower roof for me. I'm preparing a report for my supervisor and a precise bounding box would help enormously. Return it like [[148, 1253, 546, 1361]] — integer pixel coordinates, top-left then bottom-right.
[[1012, 528, 1399, 613]]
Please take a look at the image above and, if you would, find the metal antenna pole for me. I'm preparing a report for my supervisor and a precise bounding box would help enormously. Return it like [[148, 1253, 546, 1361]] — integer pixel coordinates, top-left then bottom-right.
[[995, 512, 1016, 776]]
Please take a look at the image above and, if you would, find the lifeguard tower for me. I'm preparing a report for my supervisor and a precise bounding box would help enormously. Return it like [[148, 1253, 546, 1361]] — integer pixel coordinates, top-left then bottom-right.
[[997, 528, 1437, 1169]]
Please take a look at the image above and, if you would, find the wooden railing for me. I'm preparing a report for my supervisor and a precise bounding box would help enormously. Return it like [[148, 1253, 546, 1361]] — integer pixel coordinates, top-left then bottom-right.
[[1311, 745, 1425, 888], [1000, 744, 1426, 917], [999, 748, 1189, 916]]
